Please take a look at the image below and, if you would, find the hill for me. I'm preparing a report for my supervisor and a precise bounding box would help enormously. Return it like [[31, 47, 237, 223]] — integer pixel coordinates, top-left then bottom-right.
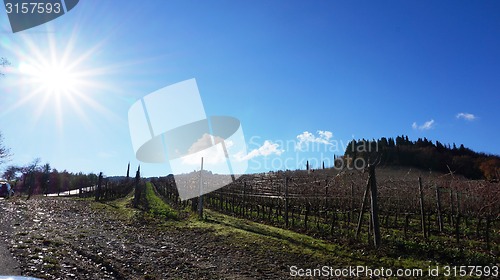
[[343, 135, 500, 180]]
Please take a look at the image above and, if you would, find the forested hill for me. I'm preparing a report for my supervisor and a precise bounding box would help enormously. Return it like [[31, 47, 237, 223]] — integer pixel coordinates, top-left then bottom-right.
[[343, 135, 500, 180]]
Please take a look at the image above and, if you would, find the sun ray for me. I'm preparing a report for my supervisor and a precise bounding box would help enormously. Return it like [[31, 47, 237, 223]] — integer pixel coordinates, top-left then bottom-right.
[[55, 93, 64, 136], [32, 89, 54, 122], [1, 87, 43, 116], [64, 90, 93, 130]]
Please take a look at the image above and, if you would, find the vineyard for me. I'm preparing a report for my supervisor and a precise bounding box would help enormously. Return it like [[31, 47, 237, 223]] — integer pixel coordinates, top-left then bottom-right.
[[6, 163, 497, 277], [151, 167, 500, 259]]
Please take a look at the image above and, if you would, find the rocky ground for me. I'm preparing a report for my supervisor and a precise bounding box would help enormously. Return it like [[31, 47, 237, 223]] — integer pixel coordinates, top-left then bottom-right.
[[0, 197, 314, 280]]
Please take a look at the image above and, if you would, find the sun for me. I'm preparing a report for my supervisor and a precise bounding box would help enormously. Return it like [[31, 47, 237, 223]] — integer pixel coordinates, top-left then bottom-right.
[[1, 31, 122, 132], [2, 26, 145, 134], [14, 55, 95, 131], [19, 60, 79, 96], [39, 64, 77, 94]]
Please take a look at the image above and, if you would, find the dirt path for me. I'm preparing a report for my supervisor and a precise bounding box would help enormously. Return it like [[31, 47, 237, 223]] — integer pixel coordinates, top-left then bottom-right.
[[0, 197, 309, 279], [0, 200, 21, 276]]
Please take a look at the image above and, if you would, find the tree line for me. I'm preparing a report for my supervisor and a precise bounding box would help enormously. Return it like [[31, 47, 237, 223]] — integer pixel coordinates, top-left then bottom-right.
[[2, 158, 99, 197], [344, 135, 500, 180]]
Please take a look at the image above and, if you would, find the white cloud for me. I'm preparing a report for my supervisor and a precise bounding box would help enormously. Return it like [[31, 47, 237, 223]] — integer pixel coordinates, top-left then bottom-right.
[[181, 134, 233, 165], [186, 133, 230, 154], [236, 140, 283, 161], [456, 112, 476, 121], [412, 119, 435, 130], [296, 130, 333, 150], [318, 130, 333, 140], [187, 133, 213, 154]]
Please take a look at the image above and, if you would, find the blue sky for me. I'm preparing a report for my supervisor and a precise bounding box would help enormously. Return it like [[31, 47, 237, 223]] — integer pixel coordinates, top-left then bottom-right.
[[0, 0, 499, 177]]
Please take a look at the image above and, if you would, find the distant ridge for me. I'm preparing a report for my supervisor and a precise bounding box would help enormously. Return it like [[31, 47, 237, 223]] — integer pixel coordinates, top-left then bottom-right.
[[343, 135, 500, 180]]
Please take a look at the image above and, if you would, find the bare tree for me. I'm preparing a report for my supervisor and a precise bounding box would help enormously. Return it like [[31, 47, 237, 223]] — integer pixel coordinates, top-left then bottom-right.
[[0, 132, 12, 166], [2, 165, 21, 180], [1, 58, 12, 166], [25, 158, 41, 200]]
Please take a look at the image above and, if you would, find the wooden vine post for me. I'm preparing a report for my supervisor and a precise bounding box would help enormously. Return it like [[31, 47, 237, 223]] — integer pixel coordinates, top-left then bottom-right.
[[435, 184, 443, 232], [349, 182, 354, 226], [355, 164, 381, 249], [133, 166, 141, 207], [486, 215, 491, 250], [355, 175, 371, 238], [418, 177, 427, 239], [369, 165, 381, 249], [95, 172, 103, 202], [242, 181, 247, 217], [198, 157, 204, 219], [284, 175, 289, 227]]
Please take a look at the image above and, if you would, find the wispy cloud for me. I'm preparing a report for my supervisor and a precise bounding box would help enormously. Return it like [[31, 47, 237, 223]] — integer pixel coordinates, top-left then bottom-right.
[[456, 112, 476, 121], [236, 140, 284, 161], [412, 119, 435, 130], [296, 130, 333, 150]]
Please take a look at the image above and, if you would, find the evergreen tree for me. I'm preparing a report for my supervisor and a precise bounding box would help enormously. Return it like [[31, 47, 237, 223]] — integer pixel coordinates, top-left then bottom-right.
[[344, 135, 499, 179]]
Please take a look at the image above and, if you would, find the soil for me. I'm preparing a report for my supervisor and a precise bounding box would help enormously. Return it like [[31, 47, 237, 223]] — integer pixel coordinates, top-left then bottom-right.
[[0, 199, 21, 275], [0, 197, 312, 280]]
